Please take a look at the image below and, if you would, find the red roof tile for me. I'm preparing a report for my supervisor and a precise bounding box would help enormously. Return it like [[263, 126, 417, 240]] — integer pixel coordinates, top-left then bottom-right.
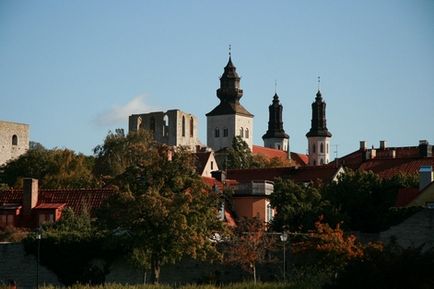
[[0, 188, 115, 214], [34, 203, 66, 209], [290, 152, 309, 166], [358, 157, 434, 179], [252, 145, 308, 167], [227, 166, 341, 184]]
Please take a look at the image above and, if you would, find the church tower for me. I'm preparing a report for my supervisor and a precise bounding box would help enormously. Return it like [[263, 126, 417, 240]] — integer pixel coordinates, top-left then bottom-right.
[[306, 88, 332, 166], [206, 52, 254, 151], [262, 92, 289, 152]]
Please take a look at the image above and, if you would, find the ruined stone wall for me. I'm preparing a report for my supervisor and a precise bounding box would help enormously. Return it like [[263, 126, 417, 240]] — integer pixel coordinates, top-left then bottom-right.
[[0, 121, 29, 166]]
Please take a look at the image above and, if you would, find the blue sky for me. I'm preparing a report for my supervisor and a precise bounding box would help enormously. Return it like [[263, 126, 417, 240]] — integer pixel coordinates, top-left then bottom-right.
[[1, 0, 433, 157]]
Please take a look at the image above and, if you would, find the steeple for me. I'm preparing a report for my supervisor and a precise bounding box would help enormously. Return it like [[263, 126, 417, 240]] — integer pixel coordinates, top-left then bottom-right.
[[306, 86, 332, 166], [262, 93, 289, 139], [206, 53, 253, 117], [306, 89, 332, 138], [206, 50, 254, 152]]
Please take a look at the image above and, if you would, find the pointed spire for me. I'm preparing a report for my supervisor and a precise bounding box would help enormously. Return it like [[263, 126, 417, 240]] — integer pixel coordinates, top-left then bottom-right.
[[263, 89, 289, 140], [316, 76, 322, 100], [306, 79, 331, 138]]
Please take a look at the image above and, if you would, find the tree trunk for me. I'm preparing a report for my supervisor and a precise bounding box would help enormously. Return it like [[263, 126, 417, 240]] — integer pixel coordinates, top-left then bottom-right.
[[252, 263, 257, 285], [151, 256, 161, 284]]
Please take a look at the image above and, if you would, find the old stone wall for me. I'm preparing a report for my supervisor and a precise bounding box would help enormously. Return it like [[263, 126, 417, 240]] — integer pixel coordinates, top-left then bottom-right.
[[0, 121, 29, 166]]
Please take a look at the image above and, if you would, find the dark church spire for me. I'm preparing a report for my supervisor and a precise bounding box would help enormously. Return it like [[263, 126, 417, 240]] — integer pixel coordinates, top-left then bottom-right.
[[206, 50, 253, 117], [262, 93, 289, 139], [306, 89, 332, 138]]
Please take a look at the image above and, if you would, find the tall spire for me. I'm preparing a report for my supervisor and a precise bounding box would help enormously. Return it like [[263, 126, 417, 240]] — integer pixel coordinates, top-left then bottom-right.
[[206, 50, 253, 117], [262, 91, 289, 140], [306, 85, 331, 138]]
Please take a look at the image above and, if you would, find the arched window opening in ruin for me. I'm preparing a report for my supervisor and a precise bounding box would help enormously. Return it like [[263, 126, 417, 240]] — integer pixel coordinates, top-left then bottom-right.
[[163, 115, 169, 137], [190, 117, 194, 137], [12, 135, 18, 146], [150, 117, 156, 132], [182, 116, 186, 137]]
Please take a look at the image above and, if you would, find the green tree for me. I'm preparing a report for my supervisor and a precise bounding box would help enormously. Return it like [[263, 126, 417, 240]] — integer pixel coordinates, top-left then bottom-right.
[[224, 217, 276, 284], [226, 136, 253, 169], [97, 132, 225, 283], [323, 169, 418, 232], [1, 146, 96, 189], [270, 178, 330, 232], [23, 208, 115, 285]]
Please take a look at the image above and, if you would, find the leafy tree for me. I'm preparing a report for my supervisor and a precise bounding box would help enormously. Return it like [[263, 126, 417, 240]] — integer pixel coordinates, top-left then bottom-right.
[[224, 217, 276, 284], [323, 169, 418, 232], [1, 146, 96, 189], [93, 129, 153, 181], [226, 136, 253, 169], [270, 178, 331, 232], [325, 242, 434, 289], [97, 132, 225, 283], [23, 208, 116, 285]]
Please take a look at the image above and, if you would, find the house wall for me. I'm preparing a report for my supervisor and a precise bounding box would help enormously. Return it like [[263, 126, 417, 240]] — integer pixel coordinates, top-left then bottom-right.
[[0, 121, 29, 166], [232, 196, 267, 222], [408, 183, 434, 207]]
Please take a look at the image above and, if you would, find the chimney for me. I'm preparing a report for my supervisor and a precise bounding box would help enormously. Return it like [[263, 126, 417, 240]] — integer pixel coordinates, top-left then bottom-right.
[[360, 141, 367, 151], [380, 140, 387, 150], [419, 166, 433, 191], [211, 170, 226, 183], [23, 178, 39, 216], [418, 140, 432, 157]]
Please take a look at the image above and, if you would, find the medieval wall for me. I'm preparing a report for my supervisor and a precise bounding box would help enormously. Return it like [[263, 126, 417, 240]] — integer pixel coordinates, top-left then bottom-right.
[[129, 110, 200, 150], [0, 121, 29, 166]]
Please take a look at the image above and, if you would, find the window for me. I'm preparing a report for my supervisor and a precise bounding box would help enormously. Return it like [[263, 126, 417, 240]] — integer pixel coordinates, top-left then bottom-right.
[[190, 117, 194, 137], [163, 115, 169, 137], [12, 135, 18, 146], [150, 117, 156, 132], [320, 143, 324, 153], [327, 143, 329, 154], [215, 128, 220, 138], [320, 158, 324, 165], [211, 161, 214, 170], [223, 128, 228, 137], [239, 127, 244, 138], [266, 203, 274, 223], [313, 144, 316, 153], [182, 116, 186, 137], [313, 159, 316, 165], [245, 128, 249, 138], [136, 117, 142, 131], [277, 144, 281, 150]]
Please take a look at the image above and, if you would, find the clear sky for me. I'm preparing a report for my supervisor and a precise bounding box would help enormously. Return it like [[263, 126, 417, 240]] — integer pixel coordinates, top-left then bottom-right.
[[1, 0, 433, 157]]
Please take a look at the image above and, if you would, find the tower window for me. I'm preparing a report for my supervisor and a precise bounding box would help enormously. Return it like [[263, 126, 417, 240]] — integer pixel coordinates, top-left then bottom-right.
[[163, 115, 169, 137], [189, 117, 194, 137], [12, 135, 18, 146], [320, 158, 324, 165], [313, 159, 316, 166], [137, 116, 142, 131], [313, 144, 316, 153], [150, 117, 156, 132], [320, 143, 324, 153], [223, 128, 228, 137], [215, 128, 220, 138], [327, 143, 329, 154], [245, 128, 249, 139], [240, 127, 244, 138], [182, 116, 186, 137]]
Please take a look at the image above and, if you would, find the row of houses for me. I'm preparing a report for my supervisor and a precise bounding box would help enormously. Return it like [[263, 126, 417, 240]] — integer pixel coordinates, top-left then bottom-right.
[[1, 139, 433, 230]]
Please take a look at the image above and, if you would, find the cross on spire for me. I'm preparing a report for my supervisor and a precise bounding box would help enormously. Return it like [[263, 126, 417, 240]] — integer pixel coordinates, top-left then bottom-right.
[[317, 75, 321, 91], [275, 80, 277, 94], [229, 44, 232, 58]]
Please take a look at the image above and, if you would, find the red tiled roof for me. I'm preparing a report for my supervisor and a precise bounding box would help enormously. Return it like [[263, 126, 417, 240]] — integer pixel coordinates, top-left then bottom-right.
[[227, 166, 341, 184], [252, 145, 308, 167], [358, 157, 434, 179], [34, 203, 66, 209], [290, 152, 309, 166], [252, 145, 288, 159], [224, 210, 237, 227], [395, 187, 420, 207], [0, 188, 115, 214]]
